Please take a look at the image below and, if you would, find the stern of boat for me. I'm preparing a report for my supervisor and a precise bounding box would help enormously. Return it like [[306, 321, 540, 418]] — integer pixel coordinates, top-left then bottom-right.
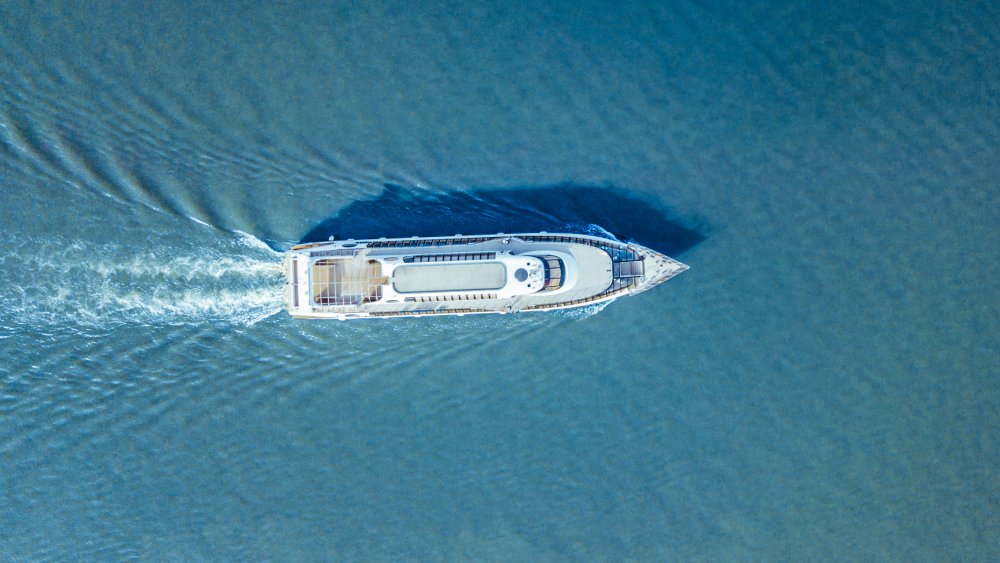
[[283, 250, 311, 316]]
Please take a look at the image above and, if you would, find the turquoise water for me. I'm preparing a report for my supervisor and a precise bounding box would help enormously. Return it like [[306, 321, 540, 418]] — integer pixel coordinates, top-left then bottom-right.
[[2, 1, 997, 559]]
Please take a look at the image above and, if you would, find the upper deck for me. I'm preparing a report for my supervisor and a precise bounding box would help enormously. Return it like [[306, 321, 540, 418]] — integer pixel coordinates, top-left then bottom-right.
[[284, 233, 687, 319]]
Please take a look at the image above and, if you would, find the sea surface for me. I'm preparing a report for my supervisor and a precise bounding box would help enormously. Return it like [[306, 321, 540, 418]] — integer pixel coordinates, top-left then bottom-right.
[[1, 1, 997, 560]]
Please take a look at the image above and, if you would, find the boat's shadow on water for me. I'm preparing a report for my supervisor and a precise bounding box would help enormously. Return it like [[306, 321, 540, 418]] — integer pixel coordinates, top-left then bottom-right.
[[300, 183, 706, 256]]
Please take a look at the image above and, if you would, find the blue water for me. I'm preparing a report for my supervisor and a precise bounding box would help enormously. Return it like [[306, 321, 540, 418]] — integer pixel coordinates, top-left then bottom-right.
[[2, 0, 997, 559]]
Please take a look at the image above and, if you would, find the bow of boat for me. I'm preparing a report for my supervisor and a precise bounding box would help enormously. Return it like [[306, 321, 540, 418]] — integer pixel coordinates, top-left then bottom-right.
[[625, 243, 689, 296]]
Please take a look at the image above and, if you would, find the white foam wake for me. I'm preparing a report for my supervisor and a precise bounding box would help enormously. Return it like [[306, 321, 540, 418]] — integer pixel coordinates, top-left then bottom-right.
[[558, 300, 614, 320], [556, 223, 623, 242], [0, 232, 285, 333]]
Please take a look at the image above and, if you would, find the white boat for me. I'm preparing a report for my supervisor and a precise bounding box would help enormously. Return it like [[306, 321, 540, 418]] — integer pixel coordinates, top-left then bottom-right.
[[283, 233, 687, 319]]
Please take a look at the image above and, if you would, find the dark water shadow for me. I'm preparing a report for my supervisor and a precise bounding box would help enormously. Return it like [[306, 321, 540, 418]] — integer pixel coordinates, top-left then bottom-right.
[[300, 183, 706, 256]]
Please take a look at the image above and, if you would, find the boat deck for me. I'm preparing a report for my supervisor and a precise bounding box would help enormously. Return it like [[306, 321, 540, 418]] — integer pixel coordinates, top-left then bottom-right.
[[311, 257, 387, 305], [287, 233, 688, 319]]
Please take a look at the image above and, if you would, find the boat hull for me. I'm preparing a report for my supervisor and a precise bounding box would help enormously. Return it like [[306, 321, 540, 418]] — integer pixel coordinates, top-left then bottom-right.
[[283, 233, 687, 320]]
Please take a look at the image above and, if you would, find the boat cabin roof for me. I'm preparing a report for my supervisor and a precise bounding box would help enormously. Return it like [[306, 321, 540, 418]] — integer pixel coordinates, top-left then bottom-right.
[[392, 263, 506, 293]]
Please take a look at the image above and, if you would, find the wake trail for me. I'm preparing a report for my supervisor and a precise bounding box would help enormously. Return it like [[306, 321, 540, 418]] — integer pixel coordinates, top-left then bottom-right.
[[0, 231, 285, 334]]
